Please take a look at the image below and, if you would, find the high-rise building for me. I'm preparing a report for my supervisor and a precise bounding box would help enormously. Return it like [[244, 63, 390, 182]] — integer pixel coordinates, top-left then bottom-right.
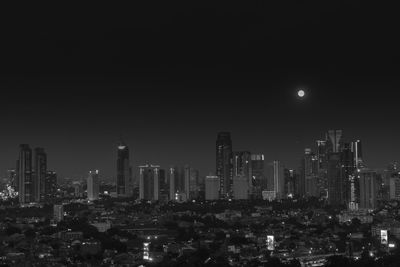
[[251, 154, 265, 199], [233, 151, 252, 193], [233, 175, 249, 200], [352, 140, 363, 169], [359, 169, 377, 210], [316, 140, 328, 197], [44, 171, 57, 201], [284, 169, 296, 197], [87, 170, 99, 201], [302, 149, 319, 198], [7, 169, 17, 189], [117, 141, 131, 197], [158, 169, 169, 203], [53, 204, 64, 223], [168, 167, 176, 201], [73, 181, 83, 198], [216, 132, 233, 199], [189, 168, 199, 199], [390, 176, 400, 200], [341, 143, 356, 208], [205, 175, 220, 200], [326, 130, 343, 153], [17, 144, 33, 204], [34, 148, 47, 202], [267, 161, 285, 200], [327, 153, 343, 206], [139, 164, 160, 201]]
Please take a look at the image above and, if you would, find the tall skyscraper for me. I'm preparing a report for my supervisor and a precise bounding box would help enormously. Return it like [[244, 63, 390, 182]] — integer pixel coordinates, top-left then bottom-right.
[[117, 141, 131, 197], [216, 132, 233, 199], [389, 175, 400, 200], [341, 143, 356, 208], [87, 170, 99, 201], [326, 130, 343, 153], [158, 169, 168, 203], [251, 154, 265, 199], [233, 151, 252, 192], [359, 169, 377, 210], [316, 140, 328, 197], [302, 149, 319, 198], [267, 161, 285, 200], [168, 167, 176, 201], [327, 153, 343, 206], [34, 148, 47, 203], [205, 175, 220, 200], [139, 164, 160, 201], [233, 175, 249, 200], [17, 144, 33, 204], [44, 171, 57, 201], [7, 169, 17, 189], [352, 140, 363, 169]]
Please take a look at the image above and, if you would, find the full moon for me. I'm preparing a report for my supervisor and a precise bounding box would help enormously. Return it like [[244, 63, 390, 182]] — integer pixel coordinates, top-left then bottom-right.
[[297, 89, 305, 98]]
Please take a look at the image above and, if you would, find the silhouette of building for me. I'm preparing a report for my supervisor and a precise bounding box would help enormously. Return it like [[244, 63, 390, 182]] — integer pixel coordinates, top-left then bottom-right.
[[359, 169, 377, 210], [327, 153, 343, 206], [302, 149, 319, 198], [87, 170, 99, 201], [233, 151, 252, 194], [34, 148, 47, 202], [44, 171, 57, 201], [251, 154, 265, 199], [216, 132, 233, 199], [117, 141, 131, 197], [17, 144, 33, 204], [205, 175, 220, 200], [233, 175, 249, 200], [139, 164, 160, 201], [326, 130, 343, 153], [267, 161, 285, 200]]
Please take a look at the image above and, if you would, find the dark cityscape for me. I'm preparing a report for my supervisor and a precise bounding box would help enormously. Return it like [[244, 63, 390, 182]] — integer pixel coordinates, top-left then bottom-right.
[[1, 2, 400, 267]]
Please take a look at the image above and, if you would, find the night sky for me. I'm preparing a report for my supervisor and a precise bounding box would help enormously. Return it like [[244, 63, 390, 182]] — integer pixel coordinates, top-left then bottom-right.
[[1, 3, 399, 180]]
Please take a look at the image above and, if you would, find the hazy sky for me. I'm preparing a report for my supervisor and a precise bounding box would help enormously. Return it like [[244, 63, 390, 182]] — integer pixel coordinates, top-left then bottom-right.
[[1, 3, 399, 179]]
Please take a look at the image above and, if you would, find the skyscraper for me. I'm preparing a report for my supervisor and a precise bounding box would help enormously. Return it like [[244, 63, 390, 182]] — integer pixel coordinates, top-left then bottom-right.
[[326, 130, 343, 153], [233, 151, 252, 191], [233, 175, 249, 200], [267, 161, 285, 200], [205, 175, 220, 200], [17, 144, 33, 204], [327, 153, 343, 206], [34, 148, 47, 203], [352, 140, 363, 169], [87, 170, 99, 201], [117, 141, 131, 197], [216, 132, 233, 199], [341, 143, 356, 208], [44, 171, 57, 201], [302, 149, 319, 198], [359, 169, 377, 210], [139, 164, 160, 201], [168, 167, 176, 201], [251, 154, 265, 199]]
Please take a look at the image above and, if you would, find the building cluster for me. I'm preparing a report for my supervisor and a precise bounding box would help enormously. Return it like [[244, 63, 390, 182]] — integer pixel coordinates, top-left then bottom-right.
[[9, 144, 57, 204]]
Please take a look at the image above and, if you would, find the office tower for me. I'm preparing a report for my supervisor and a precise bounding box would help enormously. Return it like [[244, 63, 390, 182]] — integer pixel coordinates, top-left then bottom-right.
[[233, 175, 249, 200], [17, 144, 33, 204], [284, 169, 296, 197], [117, 141, 131, 197], [233, 151, 252, 185], [44, 171, 57, 201], [216, 132, 233, 199], [168, 167, 176, 201], [184, 165, 191, 198], [327, 153, 343, 206], [139, 164, 160, 201], [34, 148, 47, 202], [302, 149, 319, 198], [189, 168, 199, 199], [351, 140, 363, 169], [87, 170, 100, 201], [53, 204, 64, 223], [341, 143, 356, 208], [359, 169, 377, 210], [389, 176, 400, 200], [158, 169, 169, 203], [316, 140, 328, 197], [326, 130, 343, 153], [205, 175, 220, 200], [267, 161, 285, 200], [251, 154, 265, 199]]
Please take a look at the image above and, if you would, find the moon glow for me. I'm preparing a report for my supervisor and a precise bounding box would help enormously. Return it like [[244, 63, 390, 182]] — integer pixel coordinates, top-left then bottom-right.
[[297, 89, 305, 98]]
